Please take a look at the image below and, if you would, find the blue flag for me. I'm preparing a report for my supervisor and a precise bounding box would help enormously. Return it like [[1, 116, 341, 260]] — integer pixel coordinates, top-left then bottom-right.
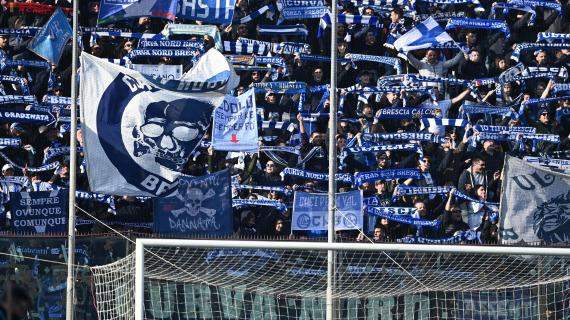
[[27, 8, 72, 65], [98, 0, 178, 25], [178, 0, 237, 25], [154, 170, 233, 236], [10, 190, 68, 233], [394, 17, 454, 52]]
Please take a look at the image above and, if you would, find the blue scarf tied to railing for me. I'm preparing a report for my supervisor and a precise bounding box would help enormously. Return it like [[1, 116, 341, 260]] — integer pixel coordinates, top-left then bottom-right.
[[398, 230, 480, 244]]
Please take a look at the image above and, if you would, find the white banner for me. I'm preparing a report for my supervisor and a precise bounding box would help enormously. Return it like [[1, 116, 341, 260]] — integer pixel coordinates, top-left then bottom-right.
[[292, 190, 363, 231], [500, 155, 570, 244], [130, 64, 182, 80], [212, 88, 258, 152], [79, 53, 226, 196]]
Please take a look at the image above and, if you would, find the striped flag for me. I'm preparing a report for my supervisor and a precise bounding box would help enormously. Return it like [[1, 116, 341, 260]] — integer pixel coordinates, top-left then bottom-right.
[[393, 17, 453, 52]]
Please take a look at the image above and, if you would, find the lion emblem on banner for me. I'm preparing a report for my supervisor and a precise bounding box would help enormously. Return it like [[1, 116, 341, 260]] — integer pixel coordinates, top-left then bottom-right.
[[533, 191, 570, 243]]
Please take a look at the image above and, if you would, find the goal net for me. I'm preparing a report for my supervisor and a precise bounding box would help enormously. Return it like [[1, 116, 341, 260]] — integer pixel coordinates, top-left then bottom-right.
[[91, 240, 570, 320]]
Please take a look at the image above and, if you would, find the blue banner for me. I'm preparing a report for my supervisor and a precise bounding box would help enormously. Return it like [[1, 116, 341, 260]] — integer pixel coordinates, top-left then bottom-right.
[[178, 0, 237, 25], [10, 190, 68, 233], [212, 88, 258, 151], [292, 190, 363, 231], [27, 8, 72, 65], [98, 0, 177, 25], [154, 170, 233, 235]]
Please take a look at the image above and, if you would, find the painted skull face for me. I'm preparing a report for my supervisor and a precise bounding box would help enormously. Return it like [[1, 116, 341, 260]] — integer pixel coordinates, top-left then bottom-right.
[[132, 100, 207, 170]]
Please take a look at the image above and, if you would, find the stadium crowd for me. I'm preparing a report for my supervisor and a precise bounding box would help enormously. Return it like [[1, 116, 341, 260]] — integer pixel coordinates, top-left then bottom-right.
[[0, 0, 568, 244]]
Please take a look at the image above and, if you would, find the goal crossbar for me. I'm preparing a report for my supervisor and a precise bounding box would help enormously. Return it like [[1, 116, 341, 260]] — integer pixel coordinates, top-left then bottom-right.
[[134, 239, 570, 320]]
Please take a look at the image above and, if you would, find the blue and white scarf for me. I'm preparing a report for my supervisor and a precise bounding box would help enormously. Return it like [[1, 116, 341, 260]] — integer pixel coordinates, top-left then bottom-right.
[[277, 0, 328, 22], [492, 3, 538, 26], [0, 27, 40, 37], [87, 31, 161, 40], [452, 189, 499, 206], [235, 4, 276, 24], [354, 169, 421, 186], [252, 81, 306, 94], [0, 152, 59, 172], [398, 230, 480, 244], [76, 190, 116, 214], [43, 147, 82, 164], [374, 107, 439, 119], [346, 143, 421, 154], [127, 49, 200, 59], [461, 103, 514, 116], [233, 199, 288, 212], [420, 118, 467, 130], [138, 40, 204, 50], [224, 40, 269, 55], [0, 59, 50, 71], [345, 53, 402, 74], [318, 13, 382, 38], [445, 18, 510, 39], [414, 11, 465, 22], [474, 124, 536, 134], [393, 185, 453, 197], [523, 96, 570, 107], [258, 24, 309, 37], [282, 167, 354, 184], [0, 95, 36, 105], [0, 138, 21, 148], [508, 0, 562, 12], [362, 132, 446, 143], [524, 156, 570, 169], [512, 43, 570, 62], [233, 184, 293, 196], [537, 32, 570, 43], [553, 83, 570, 95], [367, 206, 440, 227], [43, 95, 74, 105], [0, 76, 30, 95]]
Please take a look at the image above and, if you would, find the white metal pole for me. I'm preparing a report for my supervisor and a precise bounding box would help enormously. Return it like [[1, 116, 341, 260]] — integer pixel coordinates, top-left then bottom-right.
[[135, 239, 570, 256], [65, 1, 79, 320], [135, 240, 145, 320], [327, 0, 338, 319]]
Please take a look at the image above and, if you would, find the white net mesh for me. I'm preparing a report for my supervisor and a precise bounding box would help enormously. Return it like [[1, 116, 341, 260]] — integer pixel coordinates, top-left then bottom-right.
[[91, 244, 570, 320]]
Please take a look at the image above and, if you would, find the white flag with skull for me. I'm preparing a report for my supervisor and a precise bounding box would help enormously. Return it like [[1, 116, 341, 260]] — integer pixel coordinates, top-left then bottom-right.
[[80, 53, 227, 196], [499, 155, 570, 244]]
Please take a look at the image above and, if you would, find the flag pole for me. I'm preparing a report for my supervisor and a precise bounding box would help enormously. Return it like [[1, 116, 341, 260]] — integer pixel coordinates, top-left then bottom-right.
[[66, 0, 79, 319], [327, 0, 338, 319]]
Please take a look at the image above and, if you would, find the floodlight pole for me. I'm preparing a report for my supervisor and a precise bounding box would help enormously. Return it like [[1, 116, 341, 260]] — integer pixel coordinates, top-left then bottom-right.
[[65, 0, 79, 319], [327, 0, 338, 319]]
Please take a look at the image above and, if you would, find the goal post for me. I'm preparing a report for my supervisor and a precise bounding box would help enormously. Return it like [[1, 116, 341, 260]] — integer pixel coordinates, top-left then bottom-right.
[[92, 238, 570, 320]]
